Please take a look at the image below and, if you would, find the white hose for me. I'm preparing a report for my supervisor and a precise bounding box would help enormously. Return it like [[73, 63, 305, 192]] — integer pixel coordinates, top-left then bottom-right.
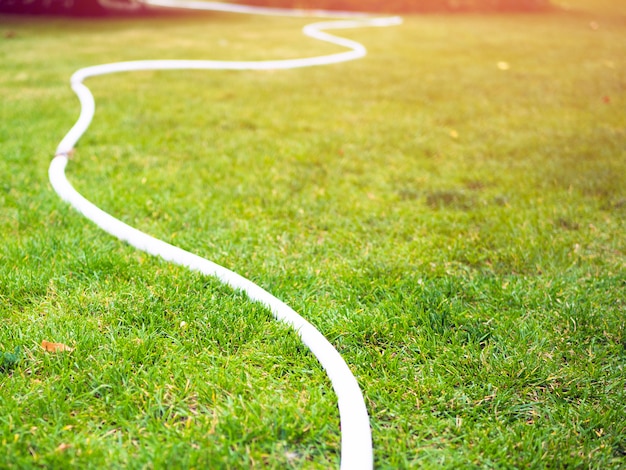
[[49, 2, 401, 468]]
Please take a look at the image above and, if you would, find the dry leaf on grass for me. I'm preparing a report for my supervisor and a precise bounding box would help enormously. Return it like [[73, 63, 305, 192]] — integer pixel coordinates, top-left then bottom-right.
[[41, 340, 74, 353]]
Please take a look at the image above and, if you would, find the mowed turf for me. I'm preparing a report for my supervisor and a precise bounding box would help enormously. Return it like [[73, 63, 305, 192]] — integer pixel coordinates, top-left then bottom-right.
[[0, 1, 624, 468]]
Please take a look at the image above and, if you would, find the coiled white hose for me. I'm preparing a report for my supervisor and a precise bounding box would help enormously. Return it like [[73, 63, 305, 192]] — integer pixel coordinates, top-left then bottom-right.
[[49, 2, 401, 468]]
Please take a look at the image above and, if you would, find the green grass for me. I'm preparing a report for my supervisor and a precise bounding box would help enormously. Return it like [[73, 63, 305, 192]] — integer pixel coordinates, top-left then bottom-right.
[[1, 1, 625, 468]]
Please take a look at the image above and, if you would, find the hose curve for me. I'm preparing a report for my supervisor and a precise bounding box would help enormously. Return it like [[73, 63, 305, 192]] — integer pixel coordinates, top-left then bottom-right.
[[49, 2, 402, 468]]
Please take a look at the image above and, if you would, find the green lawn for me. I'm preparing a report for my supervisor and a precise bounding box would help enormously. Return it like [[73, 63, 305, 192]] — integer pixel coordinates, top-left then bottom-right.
[[1, 1, 625, 468]]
